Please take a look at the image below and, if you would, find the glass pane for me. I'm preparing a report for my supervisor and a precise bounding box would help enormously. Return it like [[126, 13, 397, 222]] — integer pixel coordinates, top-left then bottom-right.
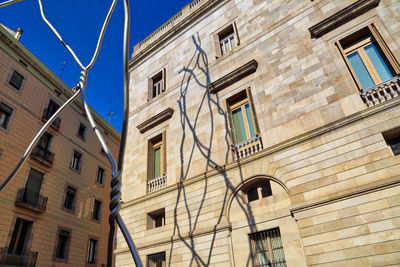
[[245, 104, 256, 138], [232, 108, 247, 143], [365, 43, 394, 82], [261, 182, 272, 198], [257, 251, 270, 265], [154, 147, 161, 178], [247, 187, 259, 202], [230, 36, 235, 49], [388, 136, 400, 156], [347, 51, 375, 90], [224, 40, 230, 53]]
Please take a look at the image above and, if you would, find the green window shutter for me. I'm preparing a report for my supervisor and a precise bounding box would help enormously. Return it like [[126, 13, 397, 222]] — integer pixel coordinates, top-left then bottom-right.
[[154, 147, 161, 178], [162, 131, 166, 175], [246, 87, 260, 135], [147, 141, 153, 180], [232, 108, 246, 143]]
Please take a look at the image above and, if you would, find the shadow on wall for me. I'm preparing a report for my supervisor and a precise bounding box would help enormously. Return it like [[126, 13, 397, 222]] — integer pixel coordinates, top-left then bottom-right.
[[168, 33, 260, 266]]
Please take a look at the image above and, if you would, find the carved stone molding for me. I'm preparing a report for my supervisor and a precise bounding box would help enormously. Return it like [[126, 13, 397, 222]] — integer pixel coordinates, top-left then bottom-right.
[[137, 108, 174, 133], [208, 59, 258, 94], [309, 0, 380, 38]]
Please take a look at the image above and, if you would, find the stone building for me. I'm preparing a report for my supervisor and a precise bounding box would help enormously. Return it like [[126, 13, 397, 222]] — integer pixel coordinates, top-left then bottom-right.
[[116, 0, 400, 266], [0, 25, 120, 266]]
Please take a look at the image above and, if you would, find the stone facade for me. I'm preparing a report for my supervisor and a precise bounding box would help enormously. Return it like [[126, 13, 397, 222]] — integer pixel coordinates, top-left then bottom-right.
[[117, 0, 400, 266], [0, 26, 120, 266]]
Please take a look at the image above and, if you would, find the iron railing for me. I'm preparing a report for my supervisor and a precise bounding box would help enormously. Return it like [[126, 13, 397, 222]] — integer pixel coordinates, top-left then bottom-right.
[[0, 247, 38, 267], [359, 75, 400, 107], [15, 188, 48, 213], [232, 134, 263, 160], [147, 174, 167, 193], [41, 108, 61, 130], [30, 145, 54, 167], [147, 252, 165, 267], [254, 260, 287, 267]]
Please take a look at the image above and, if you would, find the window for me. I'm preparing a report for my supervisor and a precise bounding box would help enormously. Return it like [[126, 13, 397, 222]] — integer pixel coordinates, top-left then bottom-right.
[[8, 218, 33, 255], [43, 99, 60, 120], [96, 167, 105, 185], [23, 169, 44, 206], [227, 89, 258, 144], [9, 70, 24, 90], [337, 25, 399, 91], [147, 208, 165, 229], [214, 22, 239, 57], [87, 238, 98, 264], [148, 133, 166, 180], [244, 180, 272, 203], [54, 228, 71, 261], [383, 129, 400, 156], [249, 228, 286, 267], [71, 150, 82, 172], [147, 252, 165, 267], [0, 102, 13, 129], [148, 69, 166, 100], [92, 199, 102, 221], [63, 186, 77, 211], [77, 123, 87, 140], [37, 132, 53, 151]]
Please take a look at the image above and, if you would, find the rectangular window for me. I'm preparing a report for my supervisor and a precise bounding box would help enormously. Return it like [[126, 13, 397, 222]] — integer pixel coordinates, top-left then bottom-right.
[[97, 167, 105, 185], [214, 22, 239, 58], [43, 99, 60, 120], [71, 150, 82, 172], [0, 102, 13, 129], [77, 123, 87, 140], [337, 25, 399, 91], [92, 199, 102, 221], [23, 169, 44, 206], [147, 252, 165, 267], [55, 229, 70, 260], [148, 69, 166, 100], [147, 208, 165, 229], [227, 90, 258, 144], [383, 129, 400, 156], [244, 181, 272, 203], [63, 186, 77, 211], [8, 218, 33, 255], [87, 238, 98, 264], [148, 133, 166, 180], [9, 70, 24, 90], [249, 228, 286, 267]]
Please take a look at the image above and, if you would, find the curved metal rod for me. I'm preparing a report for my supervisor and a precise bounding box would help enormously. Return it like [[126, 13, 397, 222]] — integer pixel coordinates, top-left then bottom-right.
[[0, 0, 23, 8], [0, 87, 81, 191], [37, 0, 118, 71]]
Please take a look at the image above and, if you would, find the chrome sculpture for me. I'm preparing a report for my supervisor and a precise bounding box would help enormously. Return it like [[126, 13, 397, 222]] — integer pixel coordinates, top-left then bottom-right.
[[0, 0, 142, 266]]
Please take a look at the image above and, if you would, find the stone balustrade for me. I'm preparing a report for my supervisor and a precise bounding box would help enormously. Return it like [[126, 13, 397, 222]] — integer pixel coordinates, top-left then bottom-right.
[[147, 174, 167, 193], [359, 76, 400, 107], [232, 135, 263, 160]]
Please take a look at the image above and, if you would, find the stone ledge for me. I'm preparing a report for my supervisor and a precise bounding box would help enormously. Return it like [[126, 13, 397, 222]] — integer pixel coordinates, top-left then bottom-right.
[[136, 108, 174, 133], [308, 0, 380, 38], [208, 59, 258, 94]]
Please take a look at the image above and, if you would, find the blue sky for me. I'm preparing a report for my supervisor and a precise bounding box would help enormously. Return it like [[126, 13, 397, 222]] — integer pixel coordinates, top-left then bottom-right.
[[1, 0, 192, 132]]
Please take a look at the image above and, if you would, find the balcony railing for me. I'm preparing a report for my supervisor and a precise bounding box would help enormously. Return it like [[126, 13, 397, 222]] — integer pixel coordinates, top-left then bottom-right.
[[30, 146, 54, 167], [232, 134, 263, 160], [359, 76, 400, 107], [147, 174, 167, 193], [15, 188, 48, 214], [0, 247, 38, 267], [41, 108, 61, 130]]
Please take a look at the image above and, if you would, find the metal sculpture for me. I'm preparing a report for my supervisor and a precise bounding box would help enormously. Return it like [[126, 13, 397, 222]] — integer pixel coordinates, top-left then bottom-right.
[[0, 0, 142, 266]]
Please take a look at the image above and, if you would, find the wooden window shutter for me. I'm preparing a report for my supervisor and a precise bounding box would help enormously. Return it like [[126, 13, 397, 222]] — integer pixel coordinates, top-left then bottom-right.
[[368, 24, 400, 74], [335, 40, 363, 90], [213, 34, 222, 58], [245, 87, 260, 134], [225, 101, 237, 144], [162, 131, 166, 175], [147, 140, 154, 180], [147, 77, 153, 101], [162, 68, 167, 92], [233, 21, 240, 46]]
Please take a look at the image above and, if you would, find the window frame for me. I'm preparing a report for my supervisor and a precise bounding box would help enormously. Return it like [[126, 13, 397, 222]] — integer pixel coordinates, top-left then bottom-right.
[[147, 208, 166, 230], [70, 149, 83, 173], [53, 226, 72, 263], [147, 251, 166, 267], [336, 23, 400, 91], [96, 166, 105, 186], [147, 132, 167, 181], [6, 68, 26, 92], [85, 236, 99, 266], [213, 21, 240, 58], [77, 122, 87, 141], [61, 183, 78, 214], [242, 180, 272, 203], [91, 198, 102, 223], [0, 100, 15, 133], [148, 68, 167, 100]]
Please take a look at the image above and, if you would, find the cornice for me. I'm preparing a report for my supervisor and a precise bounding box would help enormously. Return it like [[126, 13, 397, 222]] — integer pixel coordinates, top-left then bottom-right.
[[208, 59, 258, 94], [137, 108, 174, 133], [308, 0, 380, 38]]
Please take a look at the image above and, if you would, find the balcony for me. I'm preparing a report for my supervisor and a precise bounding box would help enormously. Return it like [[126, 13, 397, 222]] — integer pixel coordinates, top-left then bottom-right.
[[0, 247, 38, 267], [359, 75, 400, 107], [41, 108, 61, 130], [15, 188, 48, 214], [147, 174, 167, 193], [30, 146, 54, 167], [232, 134, 263, 160]]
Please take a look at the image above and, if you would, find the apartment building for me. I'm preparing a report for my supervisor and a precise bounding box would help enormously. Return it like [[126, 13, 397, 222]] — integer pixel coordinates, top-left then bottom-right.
[[116, 0, 400, 266], [0, 24, 120, 266]]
